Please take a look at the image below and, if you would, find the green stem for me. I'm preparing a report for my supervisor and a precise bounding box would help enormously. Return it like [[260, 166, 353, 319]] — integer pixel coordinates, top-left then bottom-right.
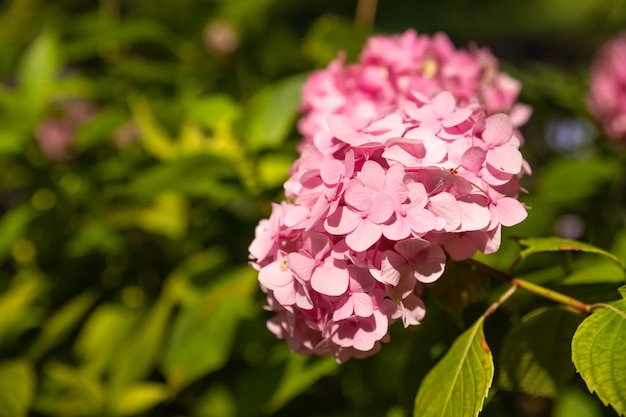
[[510, 277, 591, 314], [481, 285, 517, 319], [466, 258, 592, 314]]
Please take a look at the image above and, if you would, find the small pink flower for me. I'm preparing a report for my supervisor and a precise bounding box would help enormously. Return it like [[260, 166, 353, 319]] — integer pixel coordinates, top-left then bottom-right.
[[588, 32, 626, 141]]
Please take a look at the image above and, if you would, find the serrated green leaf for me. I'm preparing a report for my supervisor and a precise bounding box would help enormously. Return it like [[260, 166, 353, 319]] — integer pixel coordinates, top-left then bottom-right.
[[499, 307, 583, 398], [265, 354, 338, 414], [0, 359, 35, 417], [572, 299, 626, 416], [431, 261, 490, 326], [413, 317, 493, 417], [244, 74, 306, 151], [513, 237, 625, 270], [162, 267, 257, 393], [619, 286, 626, 299]]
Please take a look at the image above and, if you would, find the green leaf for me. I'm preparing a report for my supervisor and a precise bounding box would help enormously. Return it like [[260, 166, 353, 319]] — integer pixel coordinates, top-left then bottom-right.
[[0, 275, 46, 345], [244, 74, 306, 151], [108, 382, 170, 416], [17, 29, 60, 114], [265, 354, 338, 413], [0, 204, 37, 263], [513, 237, 625, 270], [553, 385, 604, 417], [619, 285, 626, 299], [74, 303, 141, 376], [33, 362, 103, 417], [109, 297, 173, 389], [0, 359, 35, 417], [572, 299, 626, 416], [413, 317, 493, 417], [535, 157, 621, 205], [130, 94, 177, 161], [499, 307, 583, 398], [186, 94, 242, 131], [430, 261, 490, 326], [27, 290, 99, 361], [162, 267, 257, 393]]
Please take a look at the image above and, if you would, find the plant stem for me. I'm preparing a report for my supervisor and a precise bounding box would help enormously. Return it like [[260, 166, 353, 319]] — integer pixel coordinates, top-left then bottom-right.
[[481, 285, 517, 319], [466, 258, 592, 314], [355, 0, 377, 28]]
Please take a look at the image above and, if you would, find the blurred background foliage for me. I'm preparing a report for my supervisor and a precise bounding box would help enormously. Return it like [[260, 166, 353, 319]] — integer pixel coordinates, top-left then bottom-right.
[[0, 0, 625, 416]]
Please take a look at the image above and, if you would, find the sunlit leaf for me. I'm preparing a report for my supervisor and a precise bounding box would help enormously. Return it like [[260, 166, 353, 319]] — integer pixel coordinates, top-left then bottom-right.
[[265, 354, 338, 413], [431, 261, 490, 326], [162, 267, 257, 393], [244, 74, 306, 151], [74, 303, 141, 376], [413, 317, 493, 417], [572, 299, 626, 416], [27, 290, 99, 361], [130, 94, 177, 161], [513, 237, 625, 270], [499, 307, 583, 397], [136, 193, 188, 239], [108, 382, 170, 417], [186, 94, 242, 131], [17, 29, 60, 114], [0, 275, 46, 345], [0, 359, 35, 417]]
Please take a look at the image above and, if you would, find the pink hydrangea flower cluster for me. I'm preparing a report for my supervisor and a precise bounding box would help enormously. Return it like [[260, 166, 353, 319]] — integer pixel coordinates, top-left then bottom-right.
[[249, 31, 531, 363], [298, 29, 531, 146], [588, 32, 626, 141]]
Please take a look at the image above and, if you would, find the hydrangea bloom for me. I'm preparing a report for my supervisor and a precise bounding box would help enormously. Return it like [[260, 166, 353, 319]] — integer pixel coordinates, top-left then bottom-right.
[[588, 32, 626, 141], [297, 29, 531, 147], [249, 32, 531, 363]]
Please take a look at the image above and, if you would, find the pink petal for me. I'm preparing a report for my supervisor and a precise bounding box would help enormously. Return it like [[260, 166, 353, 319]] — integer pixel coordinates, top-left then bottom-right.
[[442, 108, 473, 128], [495, 197, 528, 227], [358, 160, 386, 190], [432, 91, 456, 117], [352, 293, 374, 317], [311, 259, 349, 296], [345, 180, 375, 211], [483, 114, 513, 145], [461, 147, 486, 173], [367, 193, 395, 224], [324, 206, 360, 235], [487, 145, 523, 174], [457, 194, 490, 231], [346, 220, 382, 252], [286, 252, 315, 282], [380, 251, 406, 285]]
